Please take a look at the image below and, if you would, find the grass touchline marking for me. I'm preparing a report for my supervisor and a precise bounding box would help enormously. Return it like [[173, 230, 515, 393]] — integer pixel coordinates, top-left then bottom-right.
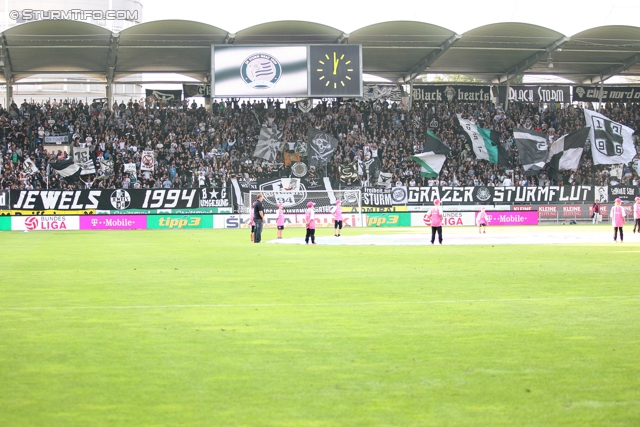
[[1, 295, 639, 311]]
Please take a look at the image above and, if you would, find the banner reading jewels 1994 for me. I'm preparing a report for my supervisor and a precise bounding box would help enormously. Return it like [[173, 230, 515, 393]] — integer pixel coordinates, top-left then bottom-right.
[[9, 189, 230, 211], [407, 186, 595, 205]]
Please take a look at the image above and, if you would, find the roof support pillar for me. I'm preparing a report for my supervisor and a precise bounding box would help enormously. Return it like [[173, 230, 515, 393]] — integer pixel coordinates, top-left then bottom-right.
[[598, 77, 605, 112], [504, 79, 511, 112], [1, 35, 14, 109]]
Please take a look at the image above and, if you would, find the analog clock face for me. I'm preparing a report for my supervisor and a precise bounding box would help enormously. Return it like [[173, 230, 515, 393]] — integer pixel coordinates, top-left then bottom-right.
[[309, 45, 361, 97]]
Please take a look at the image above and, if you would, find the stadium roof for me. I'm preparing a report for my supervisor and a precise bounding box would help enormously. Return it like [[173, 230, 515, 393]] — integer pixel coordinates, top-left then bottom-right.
[[1, 19, 640, 85]]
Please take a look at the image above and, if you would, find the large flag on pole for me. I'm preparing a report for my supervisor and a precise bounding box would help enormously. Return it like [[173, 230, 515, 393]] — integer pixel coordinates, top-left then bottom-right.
[[411, 130, 451, 178], [584, 109, 636, 165], [307, 128, 338, 170], [513, 128, 548, 176], [456, 117, 510, 166], [253, 126, 284, 162], [50, 158, 82, 182], [546, 128, 590, 180]]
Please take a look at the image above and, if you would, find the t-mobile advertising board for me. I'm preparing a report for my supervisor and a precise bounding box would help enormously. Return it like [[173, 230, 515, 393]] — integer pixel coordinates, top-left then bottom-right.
[[80, 215, 147, 230], [476, 211, 539, 226]]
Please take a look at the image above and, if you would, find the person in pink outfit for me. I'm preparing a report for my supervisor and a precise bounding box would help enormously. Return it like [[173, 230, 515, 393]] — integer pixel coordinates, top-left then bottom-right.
[[476, 207, 488, 234], [305, 201, 317, 244], [427, 199, 444, 245], [610, 198, 626, 242], [276, 203, 285, 239], [633, 196, 640, 234], [249, 201, 256, 242], [332, 199, 343, 237]]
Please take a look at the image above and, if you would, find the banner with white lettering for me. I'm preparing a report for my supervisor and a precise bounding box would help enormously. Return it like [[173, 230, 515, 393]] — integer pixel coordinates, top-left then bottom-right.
[[9, 189, 231, 211], [608, 185, 637, 202], [572, 86, 640, 102], [498, 85, 570, 104], [43, 135, 70, 145], [412, 85, 491, 103], [0, 190, 9, 209], [407, 186, 596, 205], [362, 187, 408, 207]]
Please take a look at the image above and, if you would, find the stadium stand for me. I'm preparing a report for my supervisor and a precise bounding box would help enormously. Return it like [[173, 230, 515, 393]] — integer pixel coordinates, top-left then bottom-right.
[[1, 96, 639, 192]]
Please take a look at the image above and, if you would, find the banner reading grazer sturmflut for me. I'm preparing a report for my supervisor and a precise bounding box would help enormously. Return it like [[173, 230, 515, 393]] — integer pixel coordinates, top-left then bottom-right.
[[407, 186, 595, 205]]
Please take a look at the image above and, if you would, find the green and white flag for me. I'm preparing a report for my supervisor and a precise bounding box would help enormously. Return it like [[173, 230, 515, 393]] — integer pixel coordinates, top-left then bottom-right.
[[411, 130, 451, 178], [456, 117, 511, 167]]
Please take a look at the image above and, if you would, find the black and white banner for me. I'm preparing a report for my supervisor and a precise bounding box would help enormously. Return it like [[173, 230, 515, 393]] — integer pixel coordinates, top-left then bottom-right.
[[9, 188, 230, 211], [145, 89, 182, 102], [408, 186, 596, 205], [608, 185, 637, 202], [183, 84, 211, 98], [573, 86, 640, 102], [498, 85, 570, 103], [72, 147, 96, 175], [363, 84, 403, 101], [412, 85, 491, 102], [362, 187, 408, 207], [198, 187, 230, 207], [0, 190, 9, 209]]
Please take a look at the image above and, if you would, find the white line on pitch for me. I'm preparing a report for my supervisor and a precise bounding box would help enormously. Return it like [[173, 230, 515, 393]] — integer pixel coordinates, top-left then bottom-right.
[[0, 295, 639, 311]]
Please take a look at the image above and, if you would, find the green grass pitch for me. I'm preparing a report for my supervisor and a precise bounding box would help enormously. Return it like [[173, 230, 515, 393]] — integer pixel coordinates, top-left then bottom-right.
[[1, 225, 639, 426]]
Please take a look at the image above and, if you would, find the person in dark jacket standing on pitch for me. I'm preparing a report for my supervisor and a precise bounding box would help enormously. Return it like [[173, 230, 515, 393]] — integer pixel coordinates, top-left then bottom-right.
[[253, 194, 265, 243]]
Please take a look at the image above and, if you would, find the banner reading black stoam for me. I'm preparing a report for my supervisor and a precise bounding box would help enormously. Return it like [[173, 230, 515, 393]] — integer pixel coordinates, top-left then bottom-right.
[[412, 85, 491, 103], [362, 187, 408, 207], [498, 85, 570, 104], [407, 186, 595, 205], [572, 86, 640, 102], [9, 188, 229, 211]]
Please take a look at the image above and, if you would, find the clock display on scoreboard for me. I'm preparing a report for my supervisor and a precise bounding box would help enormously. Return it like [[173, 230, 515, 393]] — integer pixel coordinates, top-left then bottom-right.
[[309, 45, 362, 97]]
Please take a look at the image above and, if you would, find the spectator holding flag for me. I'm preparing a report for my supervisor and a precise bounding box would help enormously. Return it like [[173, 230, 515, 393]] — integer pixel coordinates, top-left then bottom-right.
[[476, 207, 488, 234], [276, 203, 285, 239], [427, 199, 444, 245], [332, 199, 343, 237], [633, 196, 640, 234], [305, 201, 317, 245], [610, 198, 626, 242]]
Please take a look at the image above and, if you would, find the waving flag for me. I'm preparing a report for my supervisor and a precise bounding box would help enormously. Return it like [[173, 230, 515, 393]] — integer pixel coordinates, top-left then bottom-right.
[[457, 117, 510, 166], [253, 126, 284, 162], [546, 128, 590, 180], [513, 128, 548, 176], [584, 109, 636, 165], [411, 130, 450, 178]]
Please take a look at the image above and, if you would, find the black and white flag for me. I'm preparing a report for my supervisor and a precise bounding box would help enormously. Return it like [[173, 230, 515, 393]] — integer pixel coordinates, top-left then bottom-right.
[[307, 129, 338, 170], [297, 99, 313, 113], [73, 147, 96, 175], [253, 126, 284, 162], [377, 172, 393, 188], [22, 158, 39, 175], [50, 158, 82, 182], [584, 109, 637, 165], [513, 128, 548, 176], [546, 128, 590, 180]]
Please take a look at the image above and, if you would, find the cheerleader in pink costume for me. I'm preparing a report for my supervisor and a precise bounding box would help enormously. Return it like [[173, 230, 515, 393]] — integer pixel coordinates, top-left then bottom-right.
[[633, 196, 640, 234], [427, 199, 444, 245], [610, 198, 626, 242], [476, 207, 488, 234]]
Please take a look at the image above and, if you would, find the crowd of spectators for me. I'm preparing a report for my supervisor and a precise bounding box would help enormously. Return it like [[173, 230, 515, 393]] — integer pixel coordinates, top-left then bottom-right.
[[1, 95, 639, 192]]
